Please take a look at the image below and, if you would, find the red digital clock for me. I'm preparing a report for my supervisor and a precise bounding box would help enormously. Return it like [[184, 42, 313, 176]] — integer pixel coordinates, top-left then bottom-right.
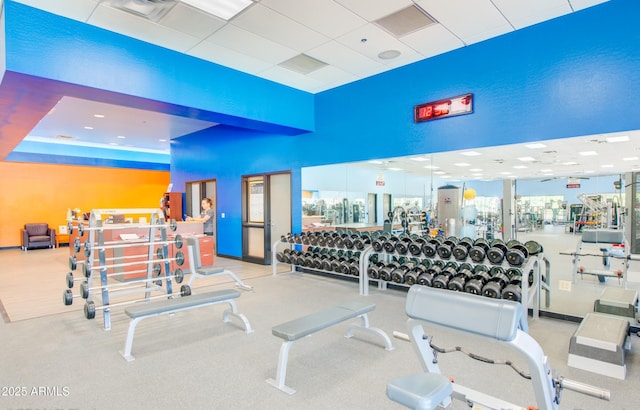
[[414, 93, 473, 123]]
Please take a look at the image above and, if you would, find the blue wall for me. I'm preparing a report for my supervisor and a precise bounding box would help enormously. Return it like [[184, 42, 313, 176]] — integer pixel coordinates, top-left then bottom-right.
[[171, 0, 640, 258]]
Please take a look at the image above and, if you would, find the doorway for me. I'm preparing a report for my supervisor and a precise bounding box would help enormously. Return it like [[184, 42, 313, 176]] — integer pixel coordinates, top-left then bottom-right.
[[242, 172, 291, 264], [186, 179, 217, 249]]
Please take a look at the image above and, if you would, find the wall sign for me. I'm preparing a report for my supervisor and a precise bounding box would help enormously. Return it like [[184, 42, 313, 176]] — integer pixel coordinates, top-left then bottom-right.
[[414, 93, 473, 123]]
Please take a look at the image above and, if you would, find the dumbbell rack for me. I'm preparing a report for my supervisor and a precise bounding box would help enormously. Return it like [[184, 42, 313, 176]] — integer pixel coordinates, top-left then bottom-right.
[[361, 245, 547, 320], [71, 208, 174, 331], [271, 235, 371, 295]]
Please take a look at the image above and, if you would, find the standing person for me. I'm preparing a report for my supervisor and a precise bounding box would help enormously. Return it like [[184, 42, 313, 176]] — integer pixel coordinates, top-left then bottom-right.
[[187, 197, 214, 236]]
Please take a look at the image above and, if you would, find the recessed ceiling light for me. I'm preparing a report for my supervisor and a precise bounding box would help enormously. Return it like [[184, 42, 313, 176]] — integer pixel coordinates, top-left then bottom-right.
[[584, 170, 595, 174], [525, 143, 547, 149], [109, 142, 118, 146], [460, 151, 481, 157], [181, 0, 254, 20], [623, 157, 639, 161], [540, 169, 552, 172], [93, 114, 105, 118], [563, 161, 578, 166], [517, 156, 536, 162], [454, 163, 470, 167], [84, 126, 94, 130], [441, 175, 451, 179], [409, 156, 430, 161], [513, 165, 527, 169], [579, 151, 597, 156], [433, 171, 446, 175], [159, 139, 167, 142], [471, 173, 483, 177], [500, 171, 513, 175], [601, 164, 614, 168], [470, 168, 483, 172], [387, 167, 403, 171], [606, 135, 629, 143], [117, 135, 126, 139], [424, 165, 440, 169]]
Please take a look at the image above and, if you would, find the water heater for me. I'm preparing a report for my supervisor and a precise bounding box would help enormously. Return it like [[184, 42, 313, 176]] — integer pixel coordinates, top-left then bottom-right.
[[437, 185, 461, 236]]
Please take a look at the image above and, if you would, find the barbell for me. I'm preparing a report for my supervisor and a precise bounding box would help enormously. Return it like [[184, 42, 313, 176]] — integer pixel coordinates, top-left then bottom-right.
[[66, 263, 163, 288], [73, 234, 183, 256], [83, 284, 192, 319], [64, 270, 187, 306], [68, 219, 178, 236], [69, 251, 184, 275]]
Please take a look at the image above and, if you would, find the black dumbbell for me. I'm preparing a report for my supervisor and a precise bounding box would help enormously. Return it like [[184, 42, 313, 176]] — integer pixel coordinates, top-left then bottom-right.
[[487, 241, 508, 265], [464, 265, 491, 295], [379, 262, 400, 281], [482, 266, 509, 299], [383, 236, 400, 253], [367, 261, 386, 279], [452, 237, 473, 261], [436, 237, 458, 260], [468, 238, 490, 263], [506, 243, 529, 267], [502, 268, 523, 302], [448, 264, 474, 292], [395, 237, 413, 255], [433, 261, 458, 288]]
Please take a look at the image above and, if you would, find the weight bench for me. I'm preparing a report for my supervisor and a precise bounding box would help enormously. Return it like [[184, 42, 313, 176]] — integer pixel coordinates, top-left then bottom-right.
[[266, 300, 394, 394], [185, 237, 252, 290], [121, 289, 253, 362]]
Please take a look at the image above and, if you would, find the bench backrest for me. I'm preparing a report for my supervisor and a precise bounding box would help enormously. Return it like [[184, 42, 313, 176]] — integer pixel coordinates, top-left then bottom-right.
[[186, 237, 203, 269], [405, 285, 527, 341]]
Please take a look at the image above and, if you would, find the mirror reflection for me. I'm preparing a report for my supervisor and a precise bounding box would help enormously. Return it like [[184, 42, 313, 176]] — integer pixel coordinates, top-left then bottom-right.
[[300, 133, 640, 319]]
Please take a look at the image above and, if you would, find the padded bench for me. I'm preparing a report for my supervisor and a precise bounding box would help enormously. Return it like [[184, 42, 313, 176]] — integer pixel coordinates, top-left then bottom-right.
[[568, 312, 630, 379], [266, 300, 394, 394], [121, 289, 253, 361]]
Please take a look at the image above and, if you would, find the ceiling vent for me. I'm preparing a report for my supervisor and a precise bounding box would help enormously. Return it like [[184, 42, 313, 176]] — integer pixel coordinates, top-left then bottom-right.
[[374, 5, 437, 37], [103, 0, 178, 22], [279, 54, 327, 75]]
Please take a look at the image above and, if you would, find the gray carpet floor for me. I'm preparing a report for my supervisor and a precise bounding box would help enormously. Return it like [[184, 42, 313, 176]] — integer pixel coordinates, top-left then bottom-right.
[[1, 261, 639, 410]]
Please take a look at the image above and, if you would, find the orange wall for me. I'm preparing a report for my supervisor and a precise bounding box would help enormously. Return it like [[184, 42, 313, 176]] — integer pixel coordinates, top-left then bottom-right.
[[0, 162, 171, 248]]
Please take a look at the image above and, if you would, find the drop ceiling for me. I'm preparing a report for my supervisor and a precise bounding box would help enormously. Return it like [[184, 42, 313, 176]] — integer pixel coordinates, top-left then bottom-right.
[[10, 0, 628, 182]]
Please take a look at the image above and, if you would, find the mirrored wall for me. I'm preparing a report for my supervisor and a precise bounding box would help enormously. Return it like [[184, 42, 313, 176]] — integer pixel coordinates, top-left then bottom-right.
[[301, 134, 638, 319]]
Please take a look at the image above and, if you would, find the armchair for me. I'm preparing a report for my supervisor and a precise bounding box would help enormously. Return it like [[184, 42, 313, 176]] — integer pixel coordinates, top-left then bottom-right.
[[21, 223, 56, 251]]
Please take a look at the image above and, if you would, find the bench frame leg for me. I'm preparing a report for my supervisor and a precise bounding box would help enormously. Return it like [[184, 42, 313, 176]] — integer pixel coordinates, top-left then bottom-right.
[[266, 341, 296, 395], [223, 300, 254, 333], [345, 313, 395, 351], [121, 316, 143, 362]]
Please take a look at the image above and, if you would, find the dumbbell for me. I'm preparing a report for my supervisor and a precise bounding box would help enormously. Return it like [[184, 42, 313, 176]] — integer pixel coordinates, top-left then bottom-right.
[[421, 239, 439, 258], [452, 237, 473, 261], [348, 258, 360, 276], [391, 263, 413, 284], [404, 264, 427, 286], [436, 237, 458, 260], [524, 240, 543, 256], [506, 242, 529, 267], [468, 238, 490, 263], [383, 236, 400, 253], [394, 237, 413, 255], [353, 235, 370, 251], [408, 238, 425, 256], [464, 265, 491, 295], [501, 268, 524, 302], [367, 261, 386, 279], [418, 260, 445, 287], [379, 262, 400, 281], [372, 235, 386, 252], [482, 266, 510, 299], [447, 263, 474, 292], [487, 240, 508, 265], [433, 261, 458, 289]]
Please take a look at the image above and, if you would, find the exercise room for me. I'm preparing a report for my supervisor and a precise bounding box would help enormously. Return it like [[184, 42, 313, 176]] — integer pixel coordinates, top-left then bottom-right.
[[2, 0, 640, 409]]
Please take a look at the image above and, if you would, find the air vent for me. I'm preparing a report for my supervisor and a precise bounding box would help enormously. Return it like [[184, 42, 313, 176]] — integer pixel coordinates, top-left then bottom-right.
[[279, 54, 327, 75], [104, 0, 178, 22], [374, 5, 437, 37]]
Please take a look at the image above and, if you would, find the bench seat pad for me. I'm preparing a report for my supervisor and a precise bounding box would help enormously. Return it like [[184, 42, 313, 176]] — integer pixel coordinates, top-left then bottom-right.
[[125, 289, 240, 319], [272, 300, 375, 342]]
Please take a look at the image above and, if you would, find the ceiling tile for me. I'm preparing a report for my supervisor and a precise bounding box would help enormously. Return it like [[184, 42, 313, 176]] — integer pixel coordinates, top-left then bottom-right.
[[159, 3, 226, 39], [401, 24, 465, 58], [89, 4, 201, 52], [570, 0, 609, 12], [416, 0, 514, 45], [187, 41, 272, 75], [336, 23, 423, 65], [231, 3, 329, 52], [306, 40, 386, 77], [334, 0, 414, 22], [14, 0, 99, 22], [492, 0, 572, 30], [257, 65, 323, 92], [261, 0, 367, 38], [205, 24, 298, 65]]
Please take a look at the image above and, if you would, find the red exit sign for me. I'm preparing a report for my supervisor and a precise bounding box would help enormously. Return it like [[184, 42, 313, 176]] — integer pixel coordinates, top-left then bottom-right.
[[414, 93, 473, 123], [567, 183, 581, 189]]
